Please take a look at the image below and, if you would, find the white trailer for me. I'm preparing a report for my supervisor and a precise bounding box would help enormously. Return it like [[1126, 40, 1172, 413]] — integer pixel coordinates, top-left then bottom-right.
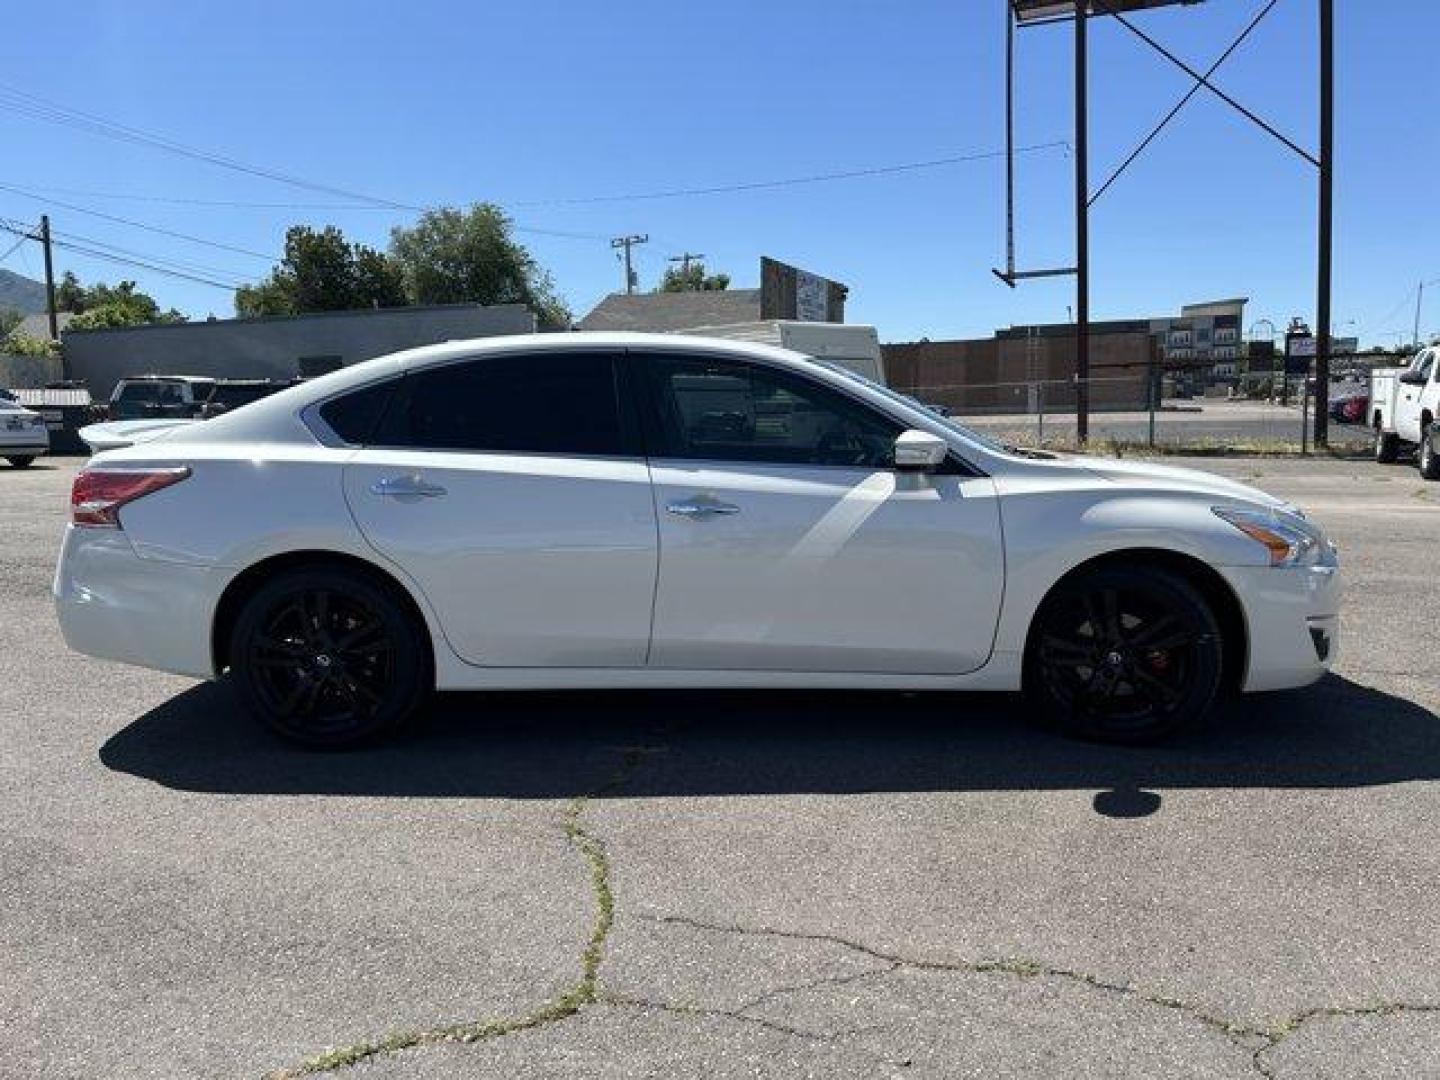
[[680, 321, 886, 385], [1370, 345, 1440, 469]]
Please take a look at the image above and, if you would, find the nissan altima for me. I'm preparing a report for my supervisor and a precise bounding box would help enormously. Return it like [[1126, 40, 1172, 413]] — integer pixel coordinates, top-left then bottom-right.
[[55, 333, 1340, 747]]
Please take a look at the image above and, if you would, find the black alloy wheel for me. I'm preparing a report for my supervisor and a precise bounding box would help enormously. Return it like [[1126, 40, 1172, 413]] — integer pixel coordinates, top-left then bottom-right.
[[230, 567, 429, 747], [1026, 566, 1223, 744]]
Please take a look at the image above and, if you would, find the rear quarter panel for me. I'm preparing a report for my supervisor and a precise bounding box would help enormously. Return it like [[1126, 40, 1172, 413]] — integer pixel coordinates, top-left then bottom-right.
[[92, 441, 455, 678]]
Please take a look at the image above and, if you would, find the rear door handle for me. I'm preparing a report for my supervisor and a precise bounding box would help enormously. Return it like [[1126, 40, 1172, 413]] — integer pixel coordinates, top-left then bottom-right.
[[371, 474, 447, 499], [667, 498, 740, 518]]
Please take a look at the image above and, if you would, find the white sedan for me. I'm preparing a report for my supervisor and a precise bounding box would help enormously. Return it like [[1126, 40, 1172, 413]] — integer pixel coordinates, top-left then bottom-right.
[[0, 395, 51, 467], [55, 333, 1340, 747]]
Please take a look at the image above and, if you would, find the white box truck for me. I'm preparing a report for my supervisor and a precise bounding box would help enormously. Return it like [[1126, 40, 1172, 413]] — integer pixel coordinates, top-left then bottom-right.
[[680, 321, 886, 385]]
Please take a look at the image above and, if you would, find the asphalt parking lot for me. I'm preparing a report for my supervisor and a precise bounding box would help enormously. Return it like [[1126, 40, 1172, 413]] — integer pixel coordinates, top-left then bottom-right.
[[4, 454, 1438, 1079]]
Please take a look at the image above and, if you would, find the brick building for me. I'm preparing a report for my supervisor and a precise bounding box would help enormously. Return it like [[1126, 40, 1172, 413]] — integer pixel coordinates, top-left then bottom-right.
[[883, 320, 1158, 414]]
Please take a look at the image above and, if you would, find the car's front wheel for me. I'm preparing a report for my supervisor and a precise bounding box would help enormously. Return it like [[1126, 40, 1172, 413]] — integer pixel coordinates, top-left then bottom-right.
[[1420, 424, 1440, 481], [229, 567, 430, 748], [6, 455, 35, 468], [1025, 566, 1224, 744]]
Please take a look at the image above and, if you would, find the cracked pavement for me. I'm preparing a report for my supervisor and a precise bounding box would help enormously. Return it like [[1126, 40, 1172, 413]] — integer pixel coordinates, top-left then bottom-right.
[[3, 456, 1439, 1078]]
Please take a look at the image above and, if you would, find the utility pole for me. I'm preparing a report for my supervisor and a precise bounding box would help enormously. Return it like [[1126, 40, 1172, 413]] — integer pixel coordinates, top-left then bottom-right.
[[611, 234, 648, 295], [1415, 280, 1425, 350], [1313, 0, 1333, 448], [1074, 5, 1090, 447], [38, 215, 58, 341], [668, 252, 705, 287]]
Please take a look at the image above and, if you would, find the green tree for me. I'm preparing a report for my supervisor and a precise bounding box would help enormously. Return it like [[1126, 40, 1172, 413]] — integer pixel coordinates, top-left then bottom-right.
[[2, 331, 59, 358], [65, 279, 185, 330], [657, 261, 730, 293], [389, 204, 570, 328], [0, 308, 23, 338], [55, 271, 86, 313], [236, 225, 406, 318]]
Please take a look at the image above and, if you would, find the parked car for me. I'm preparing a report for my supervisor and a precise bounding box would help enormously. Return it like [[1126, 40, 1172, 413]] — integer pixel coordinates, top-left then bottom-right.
[[107, 375, 217, 421], [1370, 347, 1439, 467], [0, 395, 50, 467], [200, 378, 294, 419], [1327, 392, 1368, 424], [55, 333, 1341, 749]]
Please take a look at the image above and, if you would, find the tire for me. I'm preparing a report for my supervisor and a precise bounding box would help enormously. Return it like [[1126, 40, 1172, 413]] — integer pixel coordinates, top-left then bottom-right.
[[228, 566, 431, 748], [1024, 565, 1224, 745], [6, 456, 35, 468], [1421, 425, 1440, 481], [1374, 426, 1399, 464]]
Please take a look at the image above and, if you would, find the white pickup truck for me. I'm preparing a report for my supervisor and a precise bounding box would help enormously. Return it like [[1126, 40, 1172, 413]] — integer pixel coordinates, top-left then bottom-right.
[[1371, 345, 1440, 478]]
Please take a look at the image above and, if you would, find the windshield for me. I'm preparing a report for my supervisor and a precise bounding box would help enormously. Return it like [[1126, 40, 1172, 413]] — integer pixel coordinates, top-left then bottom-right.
[[812, 358, 1014, 455]]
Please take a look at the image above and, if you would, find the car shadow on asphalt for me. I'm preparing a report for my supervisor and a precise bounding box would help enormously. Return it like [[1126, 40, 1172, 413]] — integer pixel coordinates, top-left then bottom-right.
[[100, 674, 1438, 817]]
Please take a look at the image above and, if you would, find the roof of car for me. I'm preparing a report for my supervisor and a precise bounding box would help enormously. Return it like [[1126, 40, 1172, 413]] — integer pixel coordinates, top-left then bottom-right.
[[285, 331, 823, 400], [117, 374, 218, 384]]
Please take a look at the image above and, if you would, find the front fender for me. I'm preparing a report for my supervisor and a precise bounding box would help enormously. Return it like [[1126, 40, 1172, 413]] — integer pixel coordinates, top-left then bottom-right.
[[992, 486, 1267, 663]]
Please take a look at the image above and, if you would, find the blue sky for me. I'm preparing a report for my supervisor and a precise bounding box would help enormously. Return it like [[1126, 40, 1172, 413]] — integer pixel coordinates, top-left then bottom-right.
[[1, 1, 1435, 346]]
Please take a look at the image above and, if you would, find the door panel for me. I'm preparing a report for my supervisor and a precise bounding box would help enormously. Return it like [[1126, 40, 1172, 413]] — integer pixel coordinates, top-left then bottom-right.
[[648, 462, 1004, 674], [345, 450, 657, 667]]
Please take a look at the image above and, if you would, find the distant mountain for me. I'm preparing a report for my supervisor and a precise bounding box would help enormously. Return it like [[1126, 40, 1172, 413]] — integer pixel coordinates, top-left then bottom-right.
[[0, 268, 48, 315]]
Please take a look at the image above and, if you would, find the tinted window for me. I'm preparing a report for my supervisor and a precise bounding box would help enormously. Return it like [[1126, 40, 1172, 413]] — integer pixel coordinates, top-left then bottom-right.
[[644, 354, 900, 468], [319, 379, 398, 444], [210, 384, 275, 409], [117, 380, 186, 405], [374, 352, 626, 456]]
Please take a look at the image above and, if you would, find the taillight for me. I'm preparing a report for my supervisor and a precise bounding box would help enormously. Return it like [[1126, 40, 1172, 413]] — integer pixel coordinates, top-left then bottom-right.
[[71, 467, 191, 527]]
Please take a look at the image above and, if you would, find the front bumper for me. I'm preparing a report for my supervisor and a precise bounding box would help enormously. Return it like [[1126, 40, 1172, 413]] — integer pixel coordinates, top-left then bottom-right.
[[1218, 563, 1342, 692], [53, 525, 217, 678]]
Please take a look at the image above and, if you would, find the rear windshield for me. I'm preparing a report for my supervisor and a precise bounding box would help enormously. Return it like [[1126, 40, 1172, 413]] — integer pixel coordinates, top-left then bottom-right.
[[209, 384, 273, 408], [116, 381, 189, 405]]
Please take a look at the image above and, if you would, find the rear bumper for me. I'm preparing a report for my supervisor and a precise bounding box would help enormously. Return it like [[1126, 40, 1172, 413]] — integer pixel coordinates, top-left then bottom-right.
[[53, 525, 217, 678], [1219, 563, 1342, 692], [0, 429, 50, 456]]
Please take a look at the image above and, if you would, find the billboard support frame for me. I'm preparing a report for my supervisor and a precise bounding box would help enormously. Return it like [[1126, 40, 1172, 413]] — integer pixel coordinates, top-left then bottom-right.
[[998, 0, 1336, 446]]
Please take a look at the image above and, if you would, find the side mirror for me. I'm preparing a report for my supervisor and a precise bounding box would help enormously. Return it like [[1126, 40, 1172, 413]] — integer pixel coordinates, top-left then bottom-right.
[[1399, 370, 1428, 386], [893, 429, 948, 472]]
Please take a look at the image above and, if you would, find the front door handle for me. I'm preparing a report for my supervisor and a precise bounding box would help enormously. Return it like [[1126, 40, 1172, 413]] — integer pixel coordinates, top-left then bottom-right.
[[371, 474, 447, 499], [667, 498, 740, 519]]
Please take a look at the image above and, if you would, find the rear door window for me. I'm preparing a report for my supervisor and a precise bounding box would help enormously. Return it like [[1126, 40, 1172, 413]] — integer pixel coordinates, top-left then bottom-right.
[[373, 351, 633, 457]]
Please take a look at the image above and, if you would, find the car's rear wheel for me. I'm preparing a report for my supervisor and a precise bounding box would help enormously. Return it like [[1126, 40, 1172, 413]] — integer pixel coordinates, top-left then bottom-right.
[[229, 567, 430, 748], [6, 455, 35, 468], [1025, 566, 1223, 744], [1375, 426, 1399, 464]]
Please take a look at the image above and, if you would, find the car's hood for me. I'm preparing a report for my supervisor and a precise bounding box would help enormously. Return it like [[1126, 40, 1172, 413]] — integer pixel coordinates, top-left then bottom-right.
[[78, 418, 198, 452], [1065, 454, 1292, 511]]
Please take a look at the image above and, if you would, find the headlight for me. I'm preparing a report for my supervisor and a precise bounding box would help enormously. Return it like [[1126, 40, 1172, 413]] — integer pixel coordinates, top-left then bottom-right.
[[1214, 506, 1332, 567]]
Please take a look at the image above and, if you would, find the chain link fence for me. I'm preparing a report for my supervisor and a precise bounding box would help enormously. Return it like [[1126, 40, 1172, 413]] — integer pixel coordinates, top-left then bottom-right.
[[904, 372, 1373, 454]]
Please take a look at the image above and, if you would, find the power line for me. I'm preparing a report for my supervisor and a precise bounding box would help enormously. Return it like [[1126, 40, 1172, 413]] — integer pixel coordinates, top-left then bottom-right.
[[0, 86, 612, 242], [0, 181, 277, 261], [512, 141, 1071, 207], [0, 218, 36, 263], [0, 221, 242, 291], [0, 83, 415, 212]]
